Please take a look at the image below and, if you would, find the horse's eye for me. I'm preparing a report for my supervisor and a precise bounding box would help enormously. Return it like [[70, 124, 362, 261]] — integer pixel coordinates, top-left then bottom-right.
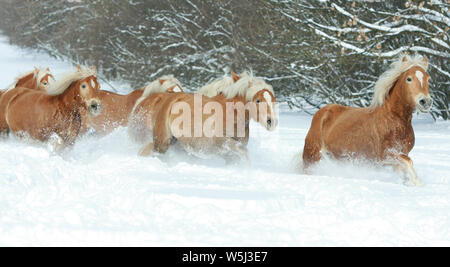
[[256, 99, 261, 104], [82, 84, 87, 89], [407, 77, 412, 82], [43, 82, 47, 85]]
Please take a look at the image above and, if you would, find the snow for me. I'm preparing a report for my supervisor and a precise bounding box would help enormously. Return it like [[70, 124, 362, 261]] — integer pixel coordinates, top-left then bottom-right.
[[0, 36, 450, 246]]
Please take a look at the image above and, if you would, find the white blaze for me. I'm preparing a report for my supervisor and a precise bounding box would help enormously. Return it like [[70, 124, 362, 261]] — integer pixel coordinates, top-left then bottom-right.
[[415, 70, 424, 88], [263, 91, 272, 106], [263, 91, 275, 117]]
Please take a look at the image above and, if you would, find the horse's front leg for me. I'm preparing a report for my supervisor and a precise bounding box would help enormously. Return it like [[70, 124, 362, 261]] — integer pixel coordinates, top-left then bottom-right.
[[47, 133, 65, 153], [139, 142, 154, 157], [224, 138, 250, 165], [390, 154, 422, 187], [140, 122, 172, 157]]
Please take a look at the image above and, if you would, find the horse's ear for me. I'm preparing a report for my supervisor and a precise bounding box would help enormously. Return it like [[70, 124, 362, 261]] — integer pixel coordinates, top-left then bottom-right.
[[90, 66, 96, 72], [33, 67, 39, 77], [159, 79, 166, 85], [402, 56, 408, 62], [46, 67, 50, 72], [232, 71, 240, 82], [423, 56, 428, 64], [76, 65, 82, 71]]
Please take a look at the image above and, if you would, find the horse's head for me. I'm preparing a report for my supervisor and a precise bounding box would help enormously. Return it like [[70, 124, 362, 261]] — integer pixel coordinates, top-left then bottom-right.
[[400, 56, 432, 113], [10, 67, 54, 91], [372, 54, 432, 113], [75, 66, 102, 116], [158, 76, 183, 93], [230, 71, 278, 131], [251, 88, 278, 131], [36, 67, 55, 91]]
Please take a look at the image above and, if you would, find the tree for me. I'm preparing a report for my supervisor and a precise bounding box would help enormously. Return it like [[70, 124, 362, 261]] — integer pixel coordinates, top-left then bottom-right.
[[0, 0, 447, 119]]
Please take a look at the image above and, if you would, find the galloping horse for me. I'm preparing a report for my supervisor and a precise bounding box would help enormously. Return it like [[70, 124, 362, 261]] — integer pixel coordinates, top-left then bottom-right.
[[301, 55, 432, 186], [82, 75, 183, 135], [0, 67, 54, 136], [5, 66, 102, 150], [195, 71, 275, 148], [129, 71, 277, 162]]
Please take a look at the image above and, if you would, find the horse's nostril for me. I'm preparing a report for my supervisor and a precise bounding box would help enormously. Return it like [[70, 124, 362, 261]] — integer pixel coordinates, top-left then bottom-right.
[[267, 119, 272, 126], [419, 99, 426, 106]]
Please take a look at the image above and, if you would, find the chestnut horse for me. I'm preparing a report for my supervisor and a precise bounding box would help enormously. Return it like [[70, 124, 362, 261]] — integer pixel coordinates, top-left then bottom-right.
[[5, 66, 102, 150], [82, 75, 183, 135], [301, 55, 432, 186], [0, 67, 54, 136], [129, 71, 277, 162], [195, 71, 276, 148]]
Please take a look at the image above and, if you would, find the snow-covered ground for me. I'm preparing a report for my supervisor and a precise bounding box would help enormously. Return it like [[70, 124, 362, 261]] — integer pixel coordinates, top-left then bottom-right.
[[0, 36, 449, 246]]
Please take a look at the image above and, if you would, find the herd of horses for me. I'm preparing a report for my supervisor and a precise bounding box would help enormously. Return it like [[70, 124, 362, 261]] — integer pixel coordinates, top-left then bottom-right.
[[0, 54, 432, 186]]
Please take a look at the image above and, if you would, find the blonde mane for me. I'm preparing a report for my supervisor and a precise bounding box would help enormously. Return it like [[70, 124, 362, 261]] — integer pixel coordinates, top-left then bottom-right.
[[141, 75, 182, 98], [6, 68, 51, 91], [201, 71, 274, 101], [370, 54, 429, 108], [46, 66, 97, 96], [197, 75, 236, 97], [132, 75, 182, 113]]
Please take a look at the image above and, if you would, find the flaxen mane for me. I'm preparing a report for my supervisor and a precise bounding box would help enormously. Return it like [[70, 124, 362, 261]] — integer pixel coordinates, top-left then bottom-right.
[[46, 66, 97, 96], [197, 75, 236, 97], [132, 75, 182, 113], [141, 75, 182, 98], [370, 54, 429, 109], [199, 71, 274, 101]]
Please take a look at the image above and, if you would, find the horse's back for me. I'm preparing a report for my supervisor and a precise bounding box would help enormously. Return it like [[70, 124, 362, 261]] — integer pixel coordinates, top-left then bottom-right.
[[304, 103, 380, 166]]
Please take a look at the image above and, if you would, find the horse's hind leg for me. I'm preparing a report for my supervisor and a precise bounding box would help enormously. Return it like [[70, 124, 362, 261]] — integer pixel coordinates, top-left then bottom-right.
[[0, 110, 10, 138]]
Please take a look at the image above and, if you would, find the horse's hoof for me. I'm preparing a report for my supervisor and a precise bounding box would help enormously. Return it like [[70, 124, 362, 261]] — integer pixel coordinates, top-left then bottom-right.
[[139, 143, 154, 157]]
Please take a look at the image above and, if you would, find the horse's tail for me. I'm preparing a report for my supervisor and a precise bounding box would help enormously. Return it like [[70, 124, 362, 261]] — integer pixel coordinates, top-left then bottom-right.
[[150, 94, 182, 153], [302, 106, 332, 171]]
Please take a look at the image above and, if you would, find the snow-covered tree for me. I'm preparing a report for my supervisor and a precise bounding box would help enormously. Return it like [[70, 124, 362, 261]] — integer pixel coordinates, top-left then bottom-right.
[[0, 0, 447, 119]]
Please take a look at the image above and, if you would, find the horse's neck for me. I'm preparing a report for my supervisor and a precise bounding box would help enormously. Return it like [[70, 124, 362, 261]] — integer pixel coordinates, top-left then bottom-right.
[[59, 85, 82, 109], [225, 94, 248, 104], [128, 89, 144, 101], [16, 74, 36, 89], [383, 82, 414, 123]]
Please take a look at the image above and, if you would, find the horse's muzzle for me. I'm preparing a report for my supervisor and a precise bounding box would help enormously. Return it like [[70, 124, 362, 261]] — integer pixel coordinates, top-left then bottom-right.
[[416, 96, 433, 113], [88, 100, 102, 116], [265, 117, 278, 131]]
